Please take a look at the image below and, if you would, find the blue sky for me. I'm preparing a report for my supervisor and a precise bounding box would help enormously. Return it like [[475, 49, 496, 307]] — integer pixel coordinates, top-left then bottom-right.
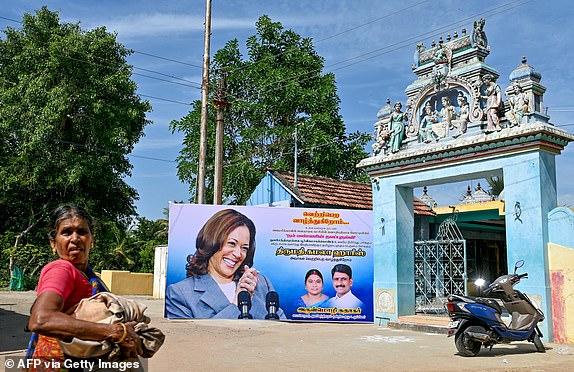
[[2, 0, 573, 220]]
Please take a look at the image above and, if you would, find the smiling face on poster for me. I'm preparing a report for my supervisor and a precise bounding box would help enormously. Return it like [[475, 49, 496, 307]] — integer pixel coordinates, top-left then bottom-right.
[[165, 204, 373, 322]]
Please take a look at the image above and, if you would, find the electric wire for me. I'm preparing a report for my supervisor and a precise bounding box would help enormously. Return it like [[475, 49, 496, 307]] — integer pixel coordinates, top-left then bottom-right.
[[58, 54, 201, 89], [221, 0, 532, 104], [0, 13, 203, 89], [224, 0, 435, 76], [256, 0, 532, 98], [57, 139, 176, 163], [0, 1, 440, 90], [132, 50, 202, 69], [328, 0, 532, 73], [1, 14, 200, 103], [139, 94, 192, 106], [313, 0, 433, 44], [0, 15, 21, 23]]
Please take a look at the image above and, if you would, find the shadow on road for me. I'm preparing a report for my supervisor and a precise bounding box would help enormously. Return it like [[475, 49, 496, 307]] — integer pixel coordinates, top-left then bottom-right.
[[0, 307, 31, 352], [454, 343, 552, 358]]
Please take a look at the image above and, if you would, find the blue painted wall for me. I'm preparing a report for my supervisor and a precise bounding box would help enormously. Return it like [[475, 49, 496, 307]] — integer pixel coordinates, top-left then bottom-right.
[[548, 207, 574, 248], [246, 172, 293, 206]]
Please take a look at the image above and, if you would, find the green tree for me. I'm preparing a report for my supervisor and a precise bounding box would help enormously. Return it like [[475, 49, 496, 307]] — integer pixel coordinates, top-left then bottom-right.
[[0, 7, 151, 286], [485, 176, 504, 199], [171, 15, 370, 204], [129, 217, 168, 273]]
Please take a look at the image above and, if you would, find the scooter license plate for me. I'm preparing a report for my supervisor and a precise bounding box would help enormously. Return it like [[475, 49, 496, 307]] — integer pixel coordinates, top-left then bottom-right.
[[448, 320, 460, 329]]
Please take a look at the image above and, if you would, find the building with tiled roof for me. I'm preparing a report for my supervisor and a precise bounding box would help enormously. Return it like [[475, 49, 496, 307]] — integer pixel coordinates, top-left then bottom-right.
[[247, 169, 435, 241], [248, 169, 434, 217]]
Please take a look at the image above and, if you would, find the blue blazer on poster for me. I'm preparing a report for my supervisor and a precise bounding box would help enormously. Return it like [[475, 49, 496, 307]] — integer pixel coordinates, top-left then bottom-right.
[[165, 273, 285, 319]]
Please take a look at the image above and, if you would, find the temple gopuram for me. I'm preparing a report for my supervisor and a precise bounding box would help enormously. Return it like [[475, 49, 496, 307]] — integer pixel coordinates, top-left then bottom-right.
[[360, 18, 568, 172]]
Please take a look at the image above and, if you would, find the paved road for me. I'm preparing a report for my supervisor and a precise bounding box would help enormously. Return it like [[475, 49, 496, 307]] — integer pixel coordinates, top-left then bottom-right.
[[2, 290, 573, 371]]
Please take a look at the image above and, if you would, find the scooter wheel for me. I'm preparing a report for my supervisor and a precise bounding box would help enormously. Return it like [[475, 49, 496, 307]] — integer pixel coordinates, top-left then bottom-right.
[[533, 334, 545, 353], [455, 329, 482, 357]]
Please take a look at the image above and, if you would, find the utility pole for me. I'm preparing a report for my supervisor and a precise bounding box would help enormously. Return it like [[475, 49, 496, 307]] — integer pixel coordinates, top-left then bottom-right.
[[197, 0, 212, 204], [294, 123, 298, 189], [213, 72, 230, 205]]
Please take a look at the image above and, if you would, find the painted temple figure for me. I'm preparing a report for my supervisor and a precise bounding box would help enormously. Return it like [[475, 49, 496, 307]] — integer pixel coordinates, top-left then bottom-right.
[[507, 83, 529, 127], [472, 18, 488, 49], [452, 93, 470, 137], [389, 102, 408, 153], [372, 123, 390, 156], [482, 74, 502, 133], [437, 96, 456, 136], [419, 101, 439, 143]]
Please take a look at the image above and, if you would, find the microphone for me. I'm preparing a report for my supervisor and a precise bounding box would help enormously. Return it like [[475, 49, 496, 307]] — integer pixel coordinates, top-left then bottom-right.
[[265, 291, 280, 320], [237, 291, 253, 319]]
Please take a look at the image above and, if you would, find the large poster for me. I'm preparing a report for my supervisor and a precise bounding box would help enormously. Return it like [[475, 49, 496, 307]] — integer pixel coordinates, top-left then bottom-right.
[[166, 204, 373, 322]]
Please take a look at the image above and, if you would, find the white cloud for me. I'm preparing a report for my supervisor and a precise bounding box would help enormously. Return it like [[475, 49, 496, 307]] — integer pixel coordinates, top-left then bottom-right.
[[90, 13, 257, 38]]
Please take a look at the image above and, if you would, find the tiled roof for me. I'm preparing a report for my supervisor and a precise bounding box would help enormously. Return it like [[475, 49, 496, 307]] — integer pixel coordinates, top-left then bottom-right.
[[269, 169, 435, 216], [414, 199, 437, 216]]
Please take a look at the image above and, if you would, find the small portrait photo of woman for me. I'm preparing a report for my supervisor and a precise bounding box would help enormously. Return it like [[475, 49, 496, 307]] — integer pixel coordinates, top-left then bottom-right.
[[165, 208, 284, 319], [295, 268, 329, 308]]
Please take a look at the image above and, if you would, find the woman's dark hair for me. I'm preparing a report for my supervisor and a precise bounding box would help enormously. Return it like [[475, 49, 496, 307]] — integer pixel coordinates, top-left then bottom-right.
[[186, 209, 256, 280], [48, 205, 94, 240], [305, 269, 323, 283]]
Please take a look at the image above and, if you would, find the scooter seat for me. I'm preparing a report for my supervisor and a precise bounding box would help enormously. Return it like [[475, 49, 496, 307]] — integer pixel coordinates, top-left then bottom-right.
[[475, 297, 502, 313], [448, 294, 503, 314]]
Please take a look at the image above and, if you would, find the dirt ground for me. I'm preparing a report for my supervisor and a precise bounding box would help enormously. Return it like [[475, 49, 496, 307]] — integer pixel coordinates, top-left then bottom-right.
[[2, 290, 574, 371]]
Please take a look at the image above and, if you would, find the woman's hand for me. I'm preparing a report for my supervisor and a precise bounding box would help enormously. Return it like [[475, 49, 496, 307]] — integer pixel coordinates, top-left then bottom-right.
[[237, 265, 259, 298], [117, 321, 143, 359]]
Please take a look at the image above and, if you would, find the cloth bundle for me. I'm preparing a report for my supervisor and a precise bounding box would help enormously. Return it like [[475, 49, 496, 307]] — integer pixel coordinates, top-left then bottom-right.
[[58, 292, 165, 360]]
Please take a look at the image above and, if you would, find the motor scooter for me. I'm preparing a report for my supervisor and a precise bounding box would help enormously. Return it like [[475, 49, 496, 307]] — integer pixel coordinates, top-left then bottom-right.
[[445, 260, 545, 356]]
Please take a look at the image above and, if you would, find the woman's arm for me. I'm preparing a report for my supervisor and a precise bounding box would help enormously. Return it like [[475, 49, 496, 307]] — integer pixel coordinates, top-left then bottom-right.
[[28, 290, 142, 358]]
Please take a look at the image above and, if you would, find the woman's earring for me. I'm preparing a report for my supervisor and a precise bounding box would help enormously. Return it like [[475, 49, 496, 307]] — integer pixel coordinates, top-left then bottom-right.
[[91, 241, 95, 249]]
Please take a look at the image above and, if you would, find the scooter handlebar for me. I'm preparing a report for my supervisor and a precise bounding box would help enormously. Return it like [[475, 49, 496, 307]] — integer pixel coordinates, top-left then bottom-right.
[[511, 273, 528, 284]]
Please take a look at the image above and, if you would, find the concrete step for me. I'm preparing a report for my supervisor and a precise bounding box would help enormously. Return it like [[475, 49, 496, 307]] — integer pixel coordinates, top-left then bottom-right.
[[387, 314, 450, 334]]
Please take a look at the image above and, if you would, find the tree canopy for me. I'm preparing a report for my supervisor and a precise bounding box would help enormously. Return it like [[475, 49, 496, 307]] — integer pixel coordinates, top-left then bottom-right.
[[0, 7, 152, 285], [171, 15, 370, 204]]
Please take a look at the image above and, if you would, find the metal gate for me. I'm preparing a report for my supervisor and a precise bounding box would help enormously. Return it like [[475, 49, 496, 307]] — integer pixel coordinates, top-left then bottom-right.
[[414, 216, 466, 314]]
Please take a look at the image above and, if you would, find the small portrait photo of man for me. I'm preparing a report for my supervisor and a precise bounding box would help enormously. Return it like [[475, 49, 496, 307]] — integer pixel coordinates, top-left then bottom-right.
[[324, 264, 364, 309]]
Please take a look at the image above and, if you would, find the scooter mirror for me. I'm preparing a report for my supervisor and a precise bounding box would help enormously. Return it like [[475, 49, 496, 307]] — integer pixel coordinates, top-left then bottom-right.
[[514, 260, 525, 273]]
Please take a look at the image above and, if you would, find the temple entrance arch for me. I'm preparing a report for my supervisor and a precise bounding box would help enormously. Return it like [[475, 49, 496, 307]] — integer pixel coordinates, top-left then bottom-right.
[[361, 144, 570, 341]]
